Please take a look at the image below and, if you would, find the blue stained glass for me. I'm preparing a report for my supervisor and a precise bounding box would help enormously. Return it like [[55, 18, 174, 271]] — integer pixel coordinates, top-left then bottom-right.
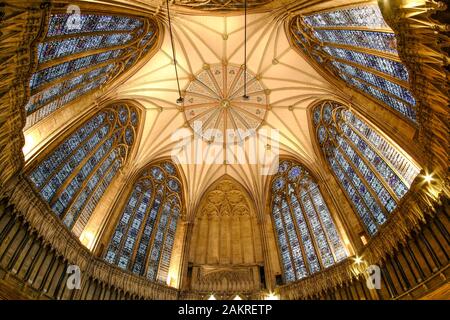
[[28, 104, 139, 235], [162, 162, 176, 175], [330, 61, 415, 105], [317, 126, 326, 144], [271, 160, 348, 283], [151, 167, 165, 181], [288, 166, 301, 181], [313, 102, 417, 236], [30, 49, 123, 90], [314, 29, 398, 53], [272, 177, 285, 191], [303, 4, 388, 28], [26, 64, 114, 114], [168, 179, 180, 192], [119, 106, 128, 124], [38, 33, 133, 63], [323, 46, 409, 81], [105, 160, 182, 281], [338, 74, 416, 121], [125, 127, 134, 145], [47, 14, 143, 37]]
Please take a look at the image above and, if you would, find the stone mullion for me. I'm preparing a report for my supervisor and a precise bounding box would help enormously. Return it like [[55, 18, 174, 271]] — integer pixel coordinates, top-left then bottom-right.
[[130, 179, 158, 273], [41, 28, 135, 43], [70, 150, 121, 231], [313, 26, 393, 33], [60, 143, 119, 225], [37, 28, 145, 71], [324, 149, 374, 236], [336, 68, 415, 122], [272, 201, 298, 282], [32, 58, 119, 96], [113, 189, 146, 265], [282, 188, 312, 276], [328, 138, 382, 229], [345, 118, 412, 188], [333, 129, 393, 213], [155, 201, 177, 282], [328, 55, 409, 88], [52, 121, 119, 210], [321, 41, 402, 62], [339, 123, 400, 203], [293, 185, 324, 271], [143, 189, 170, 279], [28, 69, 115, 117], [32, 117, 111, 191], [306, 188, 337, 263], [156, 201, 178, 277], [291, 17, 409, 88]]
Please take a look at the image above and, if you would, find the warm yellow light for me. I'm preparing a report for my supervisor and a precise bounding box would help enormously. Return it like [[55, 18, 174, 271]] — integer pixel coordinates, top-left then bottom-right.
[[22, 132, 37, 157], [423, 173, 433, 183], [208, 294, 216, 300], [79, 231, 95, 249], [265, 292, 280, 300], [233, 295, 242, 300], [354, 255, 363, 264]]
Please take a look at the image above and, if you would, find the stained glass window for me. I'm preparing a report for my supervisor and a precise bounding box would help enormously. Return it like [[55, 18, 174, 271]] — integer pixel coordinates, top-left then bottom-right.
[[313, 101, 420, 236], [290, 4, 417, 122], [25, 11, 158, 128], [271, 160, 348, 283], [104, 160, 182, 284], [27, 103, 139, 237]]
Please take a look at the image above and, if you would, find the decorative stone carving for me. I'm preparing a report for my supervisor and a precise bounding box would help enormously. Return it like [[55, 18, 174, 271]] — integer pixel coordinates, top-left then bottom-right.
[[199, 179, 251, 217], [190, 265, 260, 293], [173, 0, 272, 11]]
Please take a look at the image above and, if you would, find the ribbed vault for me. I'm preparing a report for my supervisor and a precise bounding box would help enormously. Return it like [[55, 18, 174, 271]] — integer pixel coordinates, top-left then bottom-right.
[[109, 10, 342, 220]]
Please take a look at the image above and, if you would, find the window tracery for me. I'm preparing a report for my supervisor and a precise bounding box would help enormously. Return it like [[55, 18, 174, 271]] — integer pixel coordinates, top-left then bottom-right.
[[25, 11, 158, 128], [290, 4, 416, 122], [312, 100, 420, 236], [27, 103, 139, 236], [271, 160, 348, 283], [104, 160, 183, 284]]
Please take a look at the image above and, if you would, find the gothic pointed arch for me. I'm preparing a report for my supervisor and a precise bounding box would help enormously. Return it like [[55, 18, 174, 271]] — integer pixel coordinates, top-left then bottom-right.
[[311, 100, 420, 236], [186, 175, 264, 293], [288, 2, 416, 123], [24, 2, 160, 129], [26, 101, 141, 236], [104, 159, 184, 284], [270, 159, 348, 283]]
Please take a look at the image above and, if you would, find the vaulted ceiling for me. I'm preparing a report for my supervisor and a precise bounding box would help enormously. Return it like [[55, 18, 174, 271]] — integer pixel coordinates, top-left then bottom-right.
[[107, 11, 343, 218]]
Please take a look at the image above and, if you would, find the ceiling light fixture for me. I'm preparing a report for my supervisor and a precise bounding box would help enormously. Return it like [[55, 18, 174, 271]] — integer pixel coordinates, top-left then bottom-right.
[[166, 0, 183, 104], [243, 0, 249, 100]]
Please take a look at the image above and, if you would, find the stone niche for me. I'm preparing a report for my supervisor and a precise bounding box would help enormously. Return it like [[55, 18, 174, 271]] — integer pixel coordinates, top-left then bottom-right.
[[187, 177, 264, 293]]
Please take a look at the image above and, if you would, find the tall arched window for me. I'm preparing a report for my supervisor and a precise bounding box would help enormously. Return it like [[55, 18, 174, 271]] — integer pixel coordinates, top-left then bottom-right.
[[25, 9, 158, 128], [271, 160, 348, 283], [290, 3, 416, 122], [27, 103, 139, 236], [104, 160, 183, 284], [313, 101, 420, 236]]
